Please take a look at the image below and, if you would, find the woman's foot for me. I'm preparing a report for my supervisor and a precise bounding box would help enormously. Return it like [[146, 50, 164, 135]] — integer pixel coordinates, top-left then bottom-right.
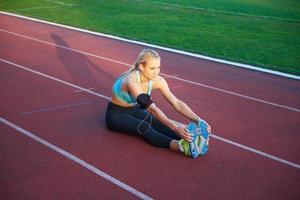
[[198, 120, 211, 155]]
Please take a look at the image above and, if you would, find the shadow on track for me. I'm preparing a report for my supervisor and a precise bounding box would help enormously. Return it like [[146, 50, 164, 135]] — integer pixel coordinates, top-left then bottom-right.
[[51, 33, 115, 92]]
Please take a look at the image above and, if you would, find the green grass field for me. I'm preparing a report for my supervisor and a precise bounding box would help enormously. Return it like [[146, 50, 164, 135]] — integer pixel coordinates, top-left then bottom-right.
[[1, 0, 300, 75]]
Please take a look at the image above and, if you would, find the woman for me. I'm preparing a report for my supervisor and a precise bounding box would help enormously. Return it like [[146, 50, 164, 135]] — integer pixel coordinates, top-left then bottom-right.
[[105, 49, 210, 157]]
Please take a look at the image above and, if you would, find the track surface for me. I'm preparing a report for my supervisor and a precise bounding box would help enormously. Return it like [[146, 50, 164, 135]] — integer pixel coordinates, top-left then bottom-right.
[[1, 13, 299, 200]]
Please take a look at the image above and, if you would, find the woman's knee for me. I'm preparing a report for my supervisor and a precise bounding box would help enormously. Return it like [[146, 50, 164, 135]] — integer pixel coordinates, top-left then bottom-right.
[[143, 128, 172, 148]]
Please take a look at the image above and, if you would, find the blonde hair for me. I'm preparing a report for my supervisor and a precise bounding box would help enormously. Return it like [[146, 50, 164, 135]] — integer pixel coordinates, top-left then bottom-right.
[[119, 49, 161, 78], [133, 49, 160, 70]]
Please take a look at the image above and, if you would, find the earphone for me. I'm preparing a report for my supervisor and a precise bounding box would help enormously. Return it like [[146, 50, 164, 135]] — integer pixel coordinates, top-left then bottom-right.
[[137, 111, 152, 135]]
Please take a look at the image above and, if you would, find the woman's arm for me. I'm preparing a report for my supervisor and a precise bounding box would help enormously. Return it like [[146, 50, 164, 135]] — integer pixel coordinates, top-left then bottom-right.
[[127, 76, 192, 141], [147, 103, 192, 141], [157, 77, 201, 123]]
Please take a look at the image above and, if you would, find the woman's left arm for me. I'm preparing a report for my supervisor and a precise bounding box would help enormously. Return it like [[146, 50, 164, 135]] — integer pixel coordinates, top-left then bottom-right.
[[157, 76, 200, 123]]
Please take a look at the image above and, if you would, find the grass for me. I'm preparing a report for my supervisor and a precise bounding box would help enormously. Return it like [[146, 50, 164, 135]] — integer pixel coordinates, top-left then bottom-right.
[[1, 0, 300, 75]]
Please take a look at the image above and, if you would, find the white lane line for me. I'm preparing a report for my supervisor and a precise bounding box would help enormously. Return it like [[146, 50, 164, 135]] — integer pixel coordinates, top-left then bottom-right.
[[162, 74, 300, 113], [0, 28, 133, 66], [75, 88, 95, 93], [0, 59, 110, 101], [1, 11, 299, 80], [0, 28, 299, 113], [21, 100, 94, 116], [1, 58, 299, 169], [211, 134, 300, 169], [0, 117, 153, 200]]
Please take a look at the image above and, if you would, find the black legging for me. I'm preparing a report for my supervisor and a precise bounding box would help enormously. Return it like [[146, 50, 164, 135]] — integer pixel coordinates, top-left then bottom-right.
[[105, 102, 180, 148]]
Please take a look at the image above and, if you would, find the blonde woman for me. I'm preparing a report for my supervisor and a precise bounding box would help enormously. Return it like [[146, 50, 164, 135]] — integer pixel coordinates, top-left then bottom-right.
[[105, 49, 210, 157]]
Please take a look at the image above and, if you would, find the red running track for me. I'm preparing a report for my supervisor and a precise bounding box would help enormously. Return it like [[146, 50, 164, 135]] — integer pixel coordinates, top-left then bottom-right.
[[0, 13, 299, 200]]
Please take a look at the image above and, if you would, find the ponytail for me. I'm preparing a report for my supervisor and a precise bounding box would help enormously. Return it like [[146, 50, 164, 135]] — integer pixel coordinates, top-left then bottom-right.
[[116, 49, 160, 79]]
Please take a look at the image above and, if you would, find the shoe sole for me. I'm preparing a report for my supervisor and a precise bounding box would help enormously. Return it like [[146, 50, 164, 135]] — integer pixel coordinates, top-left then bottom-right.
[[188, 123, 200, 158], [198, 120, 210, 155]]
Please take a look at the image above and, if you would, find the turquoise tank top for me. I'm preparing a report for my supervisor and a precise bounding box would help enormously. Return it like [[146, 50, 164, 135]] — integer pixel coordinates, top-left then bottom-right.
[[113, 70, 153, 105]]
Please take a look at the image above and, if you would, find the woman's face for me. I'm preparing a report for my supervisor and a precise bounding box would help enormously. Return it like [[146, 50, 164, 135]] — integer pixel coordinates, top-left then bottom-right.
[[140, 58, 161, 80]]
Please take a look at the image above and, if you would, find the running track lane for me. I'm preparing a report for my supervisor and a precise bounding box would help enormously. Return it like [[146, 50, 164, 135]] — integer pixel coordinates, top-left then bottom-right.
[[0, 122, 143, 200], [0, 13, 300, 199], [1, 60, 299, 199], [1, 13, 300, 163]]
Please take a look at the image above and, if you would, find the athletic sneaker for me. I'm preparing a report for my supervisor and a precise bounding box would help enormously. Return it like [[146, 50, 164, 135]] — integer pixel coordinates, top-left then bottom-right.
[[178, 139, 191, 157], [178, 123, 201, 158], [197, 120, 211, 156], [188, 122, 201, 158]]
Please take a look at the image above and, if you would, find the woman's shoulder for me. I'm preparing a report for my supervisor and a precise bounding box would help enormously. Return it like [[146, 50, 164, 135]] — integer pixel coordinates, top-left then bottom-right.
[[153, 75, 168, 89], [125, 71, 137, 82], [123, 71, 139, 89]]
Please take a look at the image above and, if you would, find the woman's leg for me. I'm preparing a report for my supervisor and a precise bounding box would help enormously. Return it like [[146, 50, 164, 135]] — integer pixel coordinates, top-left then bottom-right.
[[106, 111, 175, 149], [170, 140, 181, 151], [132, 107, 181, 140]]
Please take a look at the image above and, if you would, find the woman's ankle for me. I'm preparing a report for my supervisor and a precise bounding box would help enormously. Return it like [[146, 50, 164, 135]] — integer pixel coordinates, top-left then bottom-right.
[[170, 140, 181, 152]]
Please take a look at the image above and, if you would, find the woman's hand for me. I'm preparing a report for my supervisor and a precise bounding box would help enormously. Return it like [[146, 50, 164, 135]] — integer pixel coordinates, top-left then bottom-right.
[[207, 125, 211, 133], [175, 125, 193, 142], [203, 120, 211, 133]]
